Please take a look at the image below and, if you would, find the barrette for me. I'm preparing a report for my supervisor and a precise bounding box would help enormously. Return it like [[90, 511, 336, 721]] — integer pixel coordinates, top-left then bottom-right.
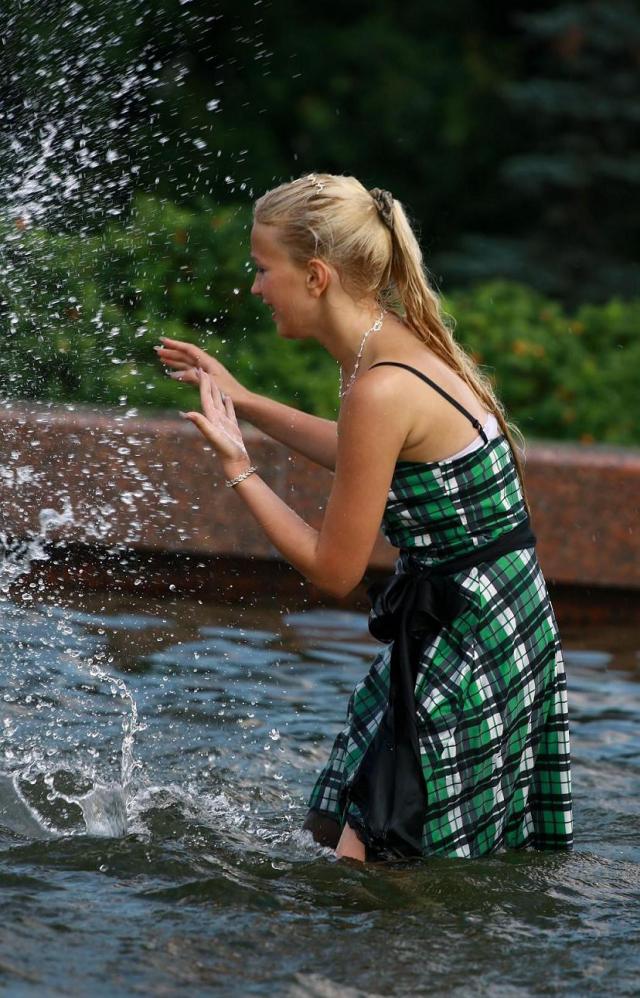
[[307, 173, 325, 194]]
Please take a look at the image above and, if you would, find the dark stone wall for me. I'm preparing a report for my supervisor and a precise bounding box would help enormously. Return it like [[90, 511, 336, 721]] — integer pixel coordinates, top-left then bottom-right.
[[1, 402, 638, 596]]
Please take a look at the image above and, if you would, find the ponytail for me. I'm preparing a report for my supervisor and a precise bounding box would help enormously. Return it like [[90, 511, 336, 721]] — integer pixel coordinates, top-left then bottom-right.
[[385, 197, 531, 512]]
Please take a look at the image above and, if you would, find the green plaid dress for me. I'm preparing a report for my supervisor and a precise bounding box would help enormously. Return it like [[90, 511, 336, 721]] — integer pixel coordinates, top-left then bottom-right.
[[308, 430, 573, 857]]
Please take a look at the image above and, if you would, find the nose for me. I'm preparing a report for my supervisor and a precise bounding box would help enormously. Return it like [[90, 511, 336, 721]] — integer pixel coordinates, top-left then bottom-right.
[[250, 275, 261, 297]]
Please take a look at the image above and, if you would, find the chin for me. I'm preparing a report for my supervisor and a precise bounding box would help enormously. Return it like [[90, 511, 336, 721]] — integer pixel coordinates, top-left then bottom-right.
[[275, 322, 296, 340]]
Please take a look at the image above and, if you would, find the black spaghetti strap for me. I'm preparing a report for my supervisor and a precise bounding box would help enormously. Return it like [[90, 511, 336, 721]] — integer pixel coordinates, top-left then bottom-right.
[[369, 361, 489, 443]]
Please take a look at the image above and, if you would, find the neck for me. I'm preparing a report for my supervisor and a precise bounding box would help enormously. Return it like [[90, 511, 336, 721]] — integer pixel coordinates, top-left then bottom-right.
[[314, 297, 384, 369]]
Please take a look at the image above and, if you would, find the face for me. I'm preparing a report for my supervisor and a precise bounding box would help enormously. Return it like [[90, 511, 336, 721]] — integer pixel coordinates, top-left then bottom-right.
[[250, 223, 318, 339]]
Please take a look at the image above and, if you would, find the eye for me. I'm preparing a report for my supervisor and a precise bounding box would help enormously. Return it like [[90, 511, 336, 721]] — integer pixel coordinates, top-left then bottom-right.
[[254, 265, 266, 275]]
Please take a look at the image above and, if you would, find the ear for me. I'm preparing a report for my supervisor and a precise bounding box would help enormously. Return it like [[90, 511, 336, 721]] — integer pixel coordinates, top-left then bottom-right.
[[305, 258, 331, 297]]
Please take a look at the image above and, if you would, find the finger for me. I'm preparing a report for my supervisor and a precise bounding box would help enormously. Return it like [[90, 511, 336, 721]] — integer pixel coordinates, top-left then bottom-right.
[[197, 368, 220, 421], [180, 411, 218, 448], [159, 338, 201, 365], [198, 369, 225, 412], [157, 341, 191, 360], [168, 369, 198, 384], [224, 395, 237, 422], [165, 363, 192, 373], [207, 374, 226, 412], [160, 336, 192, 349], [155, 348, 191, 367]]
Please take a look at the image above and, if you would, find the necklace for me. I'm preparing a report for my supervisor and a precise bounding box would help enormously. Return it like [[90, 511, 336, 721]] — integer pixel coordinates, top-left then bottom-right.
[[339, 308, 385, 400]]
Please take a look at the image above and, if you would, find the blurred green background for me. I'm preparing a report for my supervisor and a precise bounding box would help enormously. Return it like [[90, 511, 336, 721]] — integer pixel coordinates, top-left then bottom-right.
[[1, 1, 639, 443]]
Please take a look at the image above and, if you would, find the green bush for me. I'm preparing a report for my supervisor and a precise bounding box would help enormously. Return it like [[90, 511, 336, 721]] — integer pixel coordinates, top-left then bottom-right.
[[0, 196, 340, 417], [445, 283, 640, 446], [1, 196, 638, 445]]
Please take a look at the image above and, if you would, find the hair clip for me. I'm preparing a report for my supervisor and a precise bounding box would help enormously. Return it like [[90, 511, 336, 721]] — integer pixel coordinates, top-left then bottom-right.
[[369, 188, 394, 231]]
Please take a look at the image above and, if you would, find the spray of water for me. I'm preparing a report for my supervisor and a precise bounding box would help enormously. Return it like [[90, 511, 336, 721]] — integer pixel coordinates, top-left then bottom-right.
[[46, 660, 143, 837], [0, 5, 204, 840], [0, 495, 145, 837], [0, 3, 296, 850], [0, 500, 74, 594]]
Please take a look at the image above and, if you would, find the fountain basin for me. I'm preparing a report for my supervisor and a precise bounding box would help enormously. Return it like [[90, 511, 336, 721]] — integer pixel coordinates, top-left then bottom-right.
[[1, 400, 638, 623]]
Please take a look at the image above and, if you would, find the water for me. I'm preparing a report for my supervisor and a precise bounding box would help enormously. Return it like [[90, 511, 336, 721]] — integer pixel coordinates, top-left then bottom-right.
[[0, 587, 638, 997], [1, 12, 639, 989]]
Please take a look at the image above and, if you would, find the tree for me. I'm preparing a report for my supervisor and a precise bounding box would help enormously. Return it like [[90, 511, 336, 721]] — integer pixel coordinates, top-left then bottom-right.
[[442, 1, 640, 303], [2, 1, 637, 303]]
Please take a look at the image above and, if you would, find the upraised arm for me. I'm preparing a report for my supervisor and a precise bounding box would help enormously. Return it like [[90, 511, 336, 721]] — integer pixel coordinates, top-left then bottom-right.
[[181, 367, 407, 599], [238, 393, 337, 471], [156, 336, 338, 470]]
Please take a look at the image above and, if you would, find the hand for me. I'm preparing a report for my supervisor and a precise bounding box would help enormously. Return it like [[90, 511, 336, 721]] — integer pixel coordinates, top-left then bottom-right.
[[154, 336, 249, 407], [180, 369, 251, 477]]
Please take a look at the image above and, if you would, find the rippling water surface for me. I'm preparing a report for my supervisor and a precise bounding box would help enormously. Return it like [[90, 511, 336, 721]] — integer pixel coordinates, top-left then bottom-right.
[[0, 588, 638, 996]]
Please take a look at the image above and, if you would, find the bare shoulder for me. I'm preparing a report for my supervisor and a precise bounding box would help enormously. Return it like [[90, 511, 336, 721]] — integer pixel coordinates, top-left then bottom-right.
[[346, 357, 441, 415], [339, 364, 416, 423], [365, 346, 486, 420], [337, 367, 414, 454]]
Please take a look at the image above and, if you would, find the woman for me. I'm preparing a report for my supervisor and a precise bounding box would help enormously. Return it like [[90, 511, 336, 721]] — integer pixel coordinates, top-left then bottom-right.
[[155, 173, 573, 862]]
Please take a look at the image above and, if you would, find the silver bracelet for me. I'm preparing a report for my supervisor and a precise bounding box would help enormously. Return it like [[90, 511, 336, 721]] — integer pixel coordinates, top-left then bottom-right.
[[225, 465, 257, 488]]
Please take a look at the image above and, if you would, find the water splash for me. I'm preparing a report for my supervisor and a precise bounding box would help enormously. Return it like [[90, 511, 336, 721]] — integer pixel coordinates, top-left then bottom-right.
[[22, 647, 144, 839], [0, 772, 54, 840], [1, 522, 144, 838], [47, 658, 143, 837], [0, 496, 74, 593], [76, 784, 129, 837]]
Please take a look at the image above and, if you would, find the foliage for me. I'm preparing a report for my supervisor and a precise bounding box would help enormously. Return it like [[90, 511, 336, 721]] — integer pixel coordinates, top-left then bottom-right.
[[444, 1, 640, 303], [0, 196, 340, 416], [1, 197, 638, 446], [6, 1, 639, 305], [444, 282, 640, 445]]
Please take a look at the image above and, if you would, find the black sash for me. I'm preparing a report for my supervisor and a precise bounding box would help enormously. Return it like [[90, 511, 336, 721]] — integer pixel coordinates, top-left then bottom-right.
[[345, 518, 537, 858]]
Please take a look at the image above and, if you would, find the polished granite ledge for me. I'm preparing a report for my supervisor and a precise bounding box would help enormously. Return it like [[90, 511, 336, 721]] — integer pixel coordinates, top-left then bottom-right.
[[1, 401, 638, 601]]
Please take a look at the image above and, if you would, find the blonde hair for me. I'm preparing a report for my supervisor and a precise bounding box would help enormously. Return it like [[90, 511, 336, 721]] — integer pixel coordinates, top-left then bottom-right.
[[254, 173, 529, 505]]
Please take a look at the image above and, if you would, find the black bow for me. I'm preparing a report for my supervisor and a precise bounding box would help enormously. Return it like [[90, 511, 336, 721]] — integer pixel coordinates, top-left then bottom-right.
[[346, 567, 465, 858], [368, 569, 463, 646]]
